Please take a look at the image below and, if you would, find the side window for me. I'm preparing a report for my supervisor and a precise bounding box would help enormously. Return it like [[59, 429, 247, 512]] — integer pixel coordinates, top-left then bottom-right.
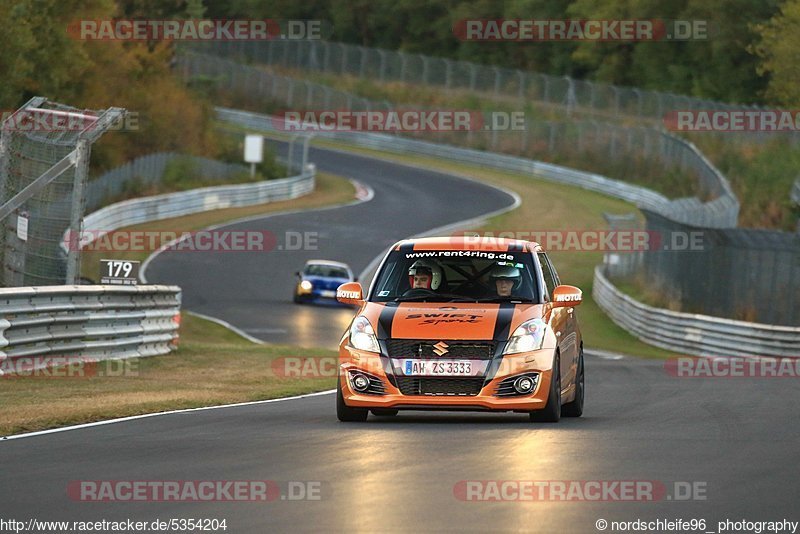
[[538, 253, 559, 300], [546, 254, 561, 286]]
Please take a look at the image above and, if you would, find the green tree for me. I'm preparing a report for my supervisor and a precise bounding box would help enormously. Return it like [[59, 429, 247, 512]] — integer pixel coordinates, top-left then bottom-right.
[[752, 0, 800, 106]]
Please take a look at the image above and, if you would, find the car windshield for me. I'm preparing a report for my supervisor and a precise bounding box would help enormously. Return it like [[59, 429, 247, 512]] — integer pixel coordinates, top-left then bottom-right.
[[304, 264, 349, 278], [370, 249, 540, 303]]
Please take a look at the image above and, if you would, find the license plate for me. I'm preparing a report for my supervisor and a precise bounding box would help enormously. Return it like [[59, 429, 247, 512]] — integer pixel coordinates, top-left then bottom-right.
[[319, 290, 336, 298], [402, 359, 474, 376]]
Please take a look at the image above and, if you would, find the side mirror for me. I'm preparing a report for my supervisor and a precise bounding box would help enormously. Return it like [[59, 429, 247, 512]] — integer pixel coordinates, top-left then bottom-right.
[[337, 282, 364, 306], [552, 285, 582, 307], [295, 271, 301, 278], [353, 276, 359, 282]]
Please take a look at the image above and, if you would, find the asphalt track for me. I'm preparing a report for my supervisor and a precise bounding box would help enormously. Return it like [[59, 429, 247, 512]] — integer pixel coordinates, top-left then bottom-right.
[[143, 141, 517, 349], [2, 143, 799, 532], [2, 356, 799, 532]]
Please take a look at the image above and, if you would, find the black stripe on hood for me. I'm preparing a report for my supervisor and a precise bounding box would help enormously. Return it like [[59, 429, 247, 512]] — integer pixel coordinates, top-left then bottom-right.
[[377, 303, 398, 340], [492, 302, 516, 341]]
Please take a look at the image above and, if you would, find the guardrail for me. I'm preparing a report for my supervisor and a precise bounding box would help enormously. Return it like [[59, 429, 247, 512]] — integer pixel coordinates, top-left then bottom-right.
[[85, 152, 249, 212], [216, 107, 738, 229], [0, 285, 181, 374], [65, 164, 315, 252], [592, 266, 800, 358]]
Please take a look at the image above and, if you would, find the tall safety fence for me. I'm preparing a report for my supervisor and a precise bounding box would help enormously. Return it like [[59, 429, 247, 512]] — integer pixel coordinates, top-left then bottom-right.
[[0, 98, 125, 287], [607, 210, 800, 326], [792, 178, 800, 232], [179, 52, 739, 229], [186, 40, 788, 144], [592, 267, 800, 358]]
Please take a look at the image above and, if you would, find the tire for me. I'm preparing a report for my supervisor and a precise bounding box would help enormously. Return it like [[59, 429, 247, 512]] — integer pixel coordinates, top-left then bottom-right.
[[562, 347, 584, 418], [530, 353, 561, 423], [371, 409, 399, 417], [336, 377, 368, 422]]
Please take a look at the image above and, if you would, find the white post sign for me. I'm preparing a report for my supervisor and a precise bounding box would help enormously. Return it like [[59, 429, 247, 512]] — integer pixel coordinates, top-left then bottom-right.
[[16, 212, 28, 241], [244, 134, 264, 178]]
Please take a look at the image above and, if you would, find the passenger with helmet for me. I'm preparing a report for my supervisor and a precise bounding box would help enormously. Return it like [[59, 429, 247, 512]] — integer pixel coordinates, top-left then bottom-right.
[[490, 264, 522, 297], [408, 260, 443, 291]]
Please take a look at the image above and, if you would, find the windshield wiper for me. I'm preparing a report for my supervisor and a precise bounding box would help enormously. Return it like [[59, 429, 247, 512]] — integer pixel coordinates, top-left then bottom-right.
[[473, 297, 535, 303], [393, 295, 434, 302], [393, 294, 486, 303]]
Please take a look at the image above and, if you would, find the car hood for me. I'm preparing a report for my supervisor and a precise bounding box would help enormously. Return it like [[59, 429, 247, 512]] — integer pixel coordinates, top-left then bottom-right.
[[362, 302, 546, 341], [303, 275, 350, 289]]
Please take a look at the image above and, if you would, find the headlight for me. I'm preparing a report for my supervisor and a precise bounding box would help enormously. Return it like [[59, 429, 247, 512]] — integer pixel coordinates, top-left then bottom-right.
[[349, 316, 380, 352], [299, 280, 313, 291], [503, 318, 548, 354]]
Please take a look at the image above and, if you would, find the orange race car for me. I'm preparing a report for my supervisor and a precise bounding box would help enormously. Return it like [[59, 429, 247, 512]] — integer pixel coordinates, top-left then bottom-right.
[[335, 237, 584, 422]]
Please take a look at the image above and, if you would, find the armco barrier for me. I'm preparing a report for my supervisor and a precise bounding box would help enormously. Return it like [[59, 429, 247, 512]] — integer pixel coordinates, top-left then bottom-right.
[[592, 266, 800, 358], [215, 107, 738, 229], [0, 285, 181, 373], [64, 164, 315, 253], [6, 154, 315, 373]]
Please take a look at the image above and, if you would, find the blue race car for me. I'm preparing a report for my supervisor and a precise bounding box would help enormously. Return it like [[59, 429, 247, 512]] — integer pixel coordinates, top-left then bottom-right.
[[293, 260, 355, 305]]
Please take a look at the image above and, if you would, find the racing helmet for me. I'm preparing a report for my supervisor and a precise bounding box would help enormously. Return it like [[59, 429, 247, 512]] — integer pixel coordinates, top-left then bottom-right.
[[408, 260, 442, 290], [490, 264, 522, 290]]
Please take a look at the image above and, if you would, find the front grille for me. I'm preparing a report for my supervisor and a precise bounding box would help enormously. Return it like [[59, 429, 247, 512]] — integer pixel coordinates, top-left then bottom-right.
[[494, 373, 540, 397], [395, 377, 485, 396], [385, 339, 496, 360]]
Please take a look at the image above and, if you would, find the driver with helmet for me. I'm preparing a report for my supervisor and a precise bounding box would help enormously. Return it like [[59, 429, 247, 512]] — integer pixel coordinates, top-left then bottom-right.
[[408, 260, 443, 291], [490, 264, 522, 297]]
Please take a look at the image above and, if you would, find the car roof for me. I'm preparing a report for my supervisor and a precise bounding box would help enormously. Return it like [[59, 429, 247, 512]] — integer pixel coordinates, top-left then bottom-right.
[[392, 236, 542, 253], [304, 259, 351, 269]]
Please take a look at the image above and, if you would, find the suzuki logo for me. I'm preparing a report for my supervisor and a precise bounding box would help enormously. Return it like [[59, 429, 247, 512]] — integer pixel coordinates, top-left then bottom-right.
[[432, 341, 450, 356]]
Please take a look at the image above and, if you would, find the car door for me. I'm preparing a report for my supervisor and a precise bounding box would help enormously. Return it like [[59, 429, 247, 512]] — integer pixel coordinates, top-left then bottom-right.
[[538, 252, 578, 390]]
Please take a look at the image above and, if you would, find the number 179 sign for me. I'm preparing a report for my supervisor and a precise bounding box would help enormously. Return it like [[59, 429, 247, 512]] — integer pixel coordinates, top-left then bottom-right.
[[100, 259, 140, 286]]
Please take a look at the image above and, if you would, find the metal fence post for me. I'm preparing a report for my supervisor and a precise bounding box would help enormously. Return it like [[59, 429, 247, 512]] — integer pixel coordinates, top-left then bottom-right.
[[378, 50, 387, 82], [65, 139, 90, 284]]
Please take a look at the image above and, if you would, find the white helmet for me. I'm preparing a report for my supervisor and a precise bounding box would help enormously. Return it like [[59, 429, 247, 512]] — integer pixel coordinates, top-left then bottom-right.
[[408, 260, 442, 290], [490, 264, 522, 290]]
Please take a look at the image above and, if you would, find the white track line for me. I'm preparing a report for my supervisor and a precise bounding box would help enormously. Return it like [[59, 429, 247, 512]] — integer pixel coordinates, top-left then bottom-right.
[[1, 390, 336, 442], [186, 310, 267, 345]]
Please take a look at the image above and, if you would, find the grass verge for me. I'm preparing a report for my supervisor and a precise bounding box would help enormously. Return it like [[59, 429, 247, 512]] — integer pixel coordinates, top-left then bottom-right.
[[0, 314, 336, 436]]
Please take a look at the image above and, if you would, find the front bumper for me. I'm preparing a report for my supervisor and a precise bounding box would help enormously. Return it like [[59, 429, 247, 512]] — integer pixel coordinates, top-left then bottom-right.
[[338, 345, 555, 412]]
